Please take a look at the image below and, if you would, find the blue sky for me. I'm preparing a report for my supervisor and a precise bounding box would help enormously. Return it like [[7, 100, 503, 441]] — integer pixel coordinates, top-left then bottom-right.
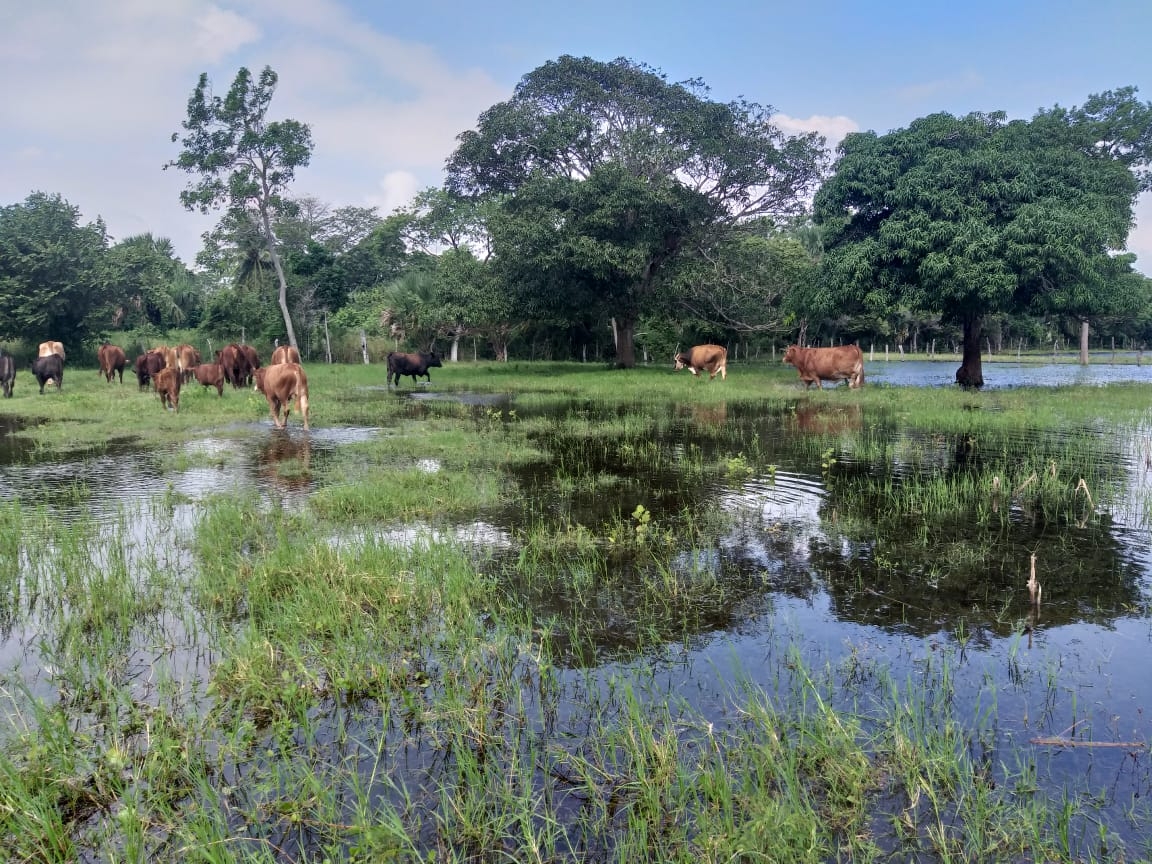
[[2, 0, 1150, 272]]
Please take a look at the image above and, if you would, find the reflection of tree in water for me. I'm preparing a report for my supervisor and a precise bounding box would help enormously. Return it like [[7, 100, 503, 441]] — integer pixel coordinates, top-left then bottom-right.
[[256, 431, 312, 492], [812, 429, 1146, 637]]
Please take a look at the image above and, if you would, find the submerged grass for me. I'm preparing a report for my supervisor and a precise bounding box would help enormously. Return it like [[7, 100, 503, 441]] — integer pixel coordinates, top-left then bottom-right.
[[0, 360, 1149, 860]]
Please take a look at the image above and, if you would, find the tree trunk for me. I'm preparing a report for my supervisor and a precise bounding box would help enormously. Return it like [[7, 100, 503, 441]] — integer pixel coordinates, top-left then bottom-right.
[[615, 317, 637, 368], [261, 207, 298, 350], [1079, 319, 1090, 365], [955, 315, 984, 389]]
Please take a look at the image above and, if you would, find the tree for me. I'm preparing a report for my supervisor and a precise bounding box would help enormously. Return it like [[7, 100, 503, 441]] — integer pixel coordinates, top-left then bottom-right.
[[167, 66, 313, 350], [815, 88, 1152, 387], [0, 192, 108, 349], [103, 233, 199, 331], [446, 55, 827, 367]]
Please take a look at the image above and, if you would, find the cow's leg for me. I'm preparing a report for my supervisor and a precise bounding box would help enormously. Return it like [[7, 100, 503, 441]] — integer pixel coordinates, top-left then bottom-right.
[[298, 393, 310, 430]]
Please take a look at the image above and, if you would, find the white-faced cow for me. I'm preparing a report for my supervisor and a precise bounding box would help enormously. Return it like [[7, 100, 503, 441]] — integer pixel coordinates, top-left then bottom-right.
[[387, 351, 442, 388], [673, 344, 727, 381], [0, 350, 14, 398], [782, 344, 864, 390]]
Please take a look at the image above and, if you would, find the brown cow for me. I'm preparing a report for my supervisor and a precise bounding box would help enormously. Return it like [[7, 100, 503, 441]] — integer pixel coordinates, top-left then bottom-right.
[[256, 362, 310, 430], [270, 345, 301, 365], [176, 344, 201, 383], [154, 367, 180, 413], [239, 344, 260, 385], [38, 340, 66, 361], [217, 344, 250, 389], [135, 351, 166, 389], [192, 363, 225, 396], [152, 344, 179, 372], [782, 344, 864, 390], [673, 344, 727, 381], [97, 343, 127, 383]]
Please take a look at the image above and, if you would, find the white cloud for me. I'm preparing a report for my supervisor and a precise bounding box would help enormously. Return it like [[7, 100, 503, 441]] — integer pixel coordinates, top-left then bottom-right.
[[895, 71, 984, 103], [773, 113, 859, 151], [1129, 192, 1152, 277], [365, 171, 422, 215], [193, 6, 262, 62]]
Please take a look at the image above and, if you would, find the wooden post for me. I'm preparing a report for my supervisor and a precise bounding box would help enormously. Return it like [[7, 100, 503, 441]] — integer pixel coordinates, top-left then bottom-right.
[[360, 329, 369, 364], [323, 312, 332, 364]]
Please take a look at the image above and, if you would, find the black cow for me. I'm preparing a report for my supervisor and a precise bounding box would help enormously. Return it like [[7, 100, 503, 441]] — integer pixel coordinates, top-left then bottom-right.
[[32, 353, 63, 394], [0, 350, 14, 398], [134, 351, 165, 389], [387, 350, 443, 388]]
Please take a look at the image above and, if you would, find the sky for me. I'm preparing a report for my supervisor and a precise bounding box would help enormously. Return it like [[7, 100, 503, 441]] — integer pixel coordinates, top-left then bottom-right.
[[2, 0, 1150, 273]]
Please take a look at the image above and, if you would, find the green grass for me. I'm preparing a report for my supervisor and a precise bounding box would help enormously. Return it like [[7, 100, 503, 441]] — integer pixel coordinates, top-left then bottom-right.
[[0, 359, 1149, 860]]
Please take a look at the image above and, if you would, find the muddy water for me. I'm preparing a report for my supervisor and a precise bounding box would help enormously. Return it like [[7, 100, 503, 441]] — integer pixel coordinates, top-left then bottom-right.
[[0, 374, 1150, 854]]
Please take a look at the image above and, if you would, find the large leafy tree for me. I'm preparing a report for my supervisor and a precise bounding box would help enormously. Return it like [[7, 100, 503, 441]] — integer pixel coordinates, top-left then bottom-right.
[[815, 87, 1152, 387], [0, 192, 108, 349], [167, 66, 313, 350], [103, 233, 199, 331], [446, 55, 827, 367]]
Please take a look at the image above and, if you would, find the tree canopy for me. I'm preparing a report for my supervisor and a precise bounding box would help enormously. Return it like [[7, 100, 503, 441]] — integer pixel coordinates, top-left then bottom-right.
[[446, 55, 828, 366], [815, 87, 1152, 386], [167, 65, 313, 350]]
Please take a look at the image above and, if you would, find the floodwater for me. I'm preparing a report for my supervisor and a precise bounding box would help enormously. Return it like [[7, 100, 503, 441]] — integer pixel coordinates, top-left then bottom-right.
[[0, 363, 1150, 857]]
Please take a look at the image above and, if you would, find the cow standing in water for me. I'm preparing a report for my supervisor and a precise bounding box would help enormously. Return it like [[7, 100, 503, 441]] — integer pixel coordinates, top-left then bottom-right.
[[673, 344, 728, 381], [387, 351, 442, 388], [782, 344, 864, 389], [255, 362, 310, 430]]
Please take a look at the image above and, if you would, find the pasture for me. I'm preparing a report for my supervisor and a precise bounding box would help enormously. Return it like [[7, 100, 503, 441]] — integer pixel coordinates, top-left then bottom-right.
[[0, 358, 1149, 862]]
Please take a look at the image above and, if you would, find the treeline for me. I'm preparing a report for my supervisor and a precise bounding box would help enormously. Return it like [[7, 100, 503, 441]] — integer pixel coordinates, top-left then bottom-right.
[[2, 58, 1151, 384]]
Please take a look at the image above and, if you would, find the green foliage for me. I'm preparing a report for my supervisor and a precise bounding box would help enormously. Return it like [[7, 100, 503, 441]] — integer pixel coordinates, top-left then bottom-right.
[[447, 55, 828, 367], [0, 192, 108, 348], [167, 65, 313, 349], [815, 88, 1152, 381]]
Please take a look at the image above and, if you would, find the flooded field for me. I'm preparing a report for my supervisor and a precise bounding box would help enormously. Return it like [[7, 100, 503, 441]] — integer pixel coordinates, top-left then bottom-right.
[[0, 361, 1149, 861]]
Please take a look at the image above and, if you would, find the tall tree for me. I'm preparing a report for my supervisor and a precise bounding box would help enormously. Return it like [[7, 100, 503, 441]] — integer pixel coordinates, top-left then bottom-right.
[[0, 192, 108, 349], [167, 65, 313, 350], [446, 55, 827, 367], [815, 88, 1152, 387]]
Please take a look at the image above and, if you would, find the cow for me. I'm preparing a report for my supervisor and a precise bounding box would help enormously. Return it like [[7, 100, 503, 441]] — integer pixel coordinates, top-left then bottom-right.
[[97, 343, 127, 383], [782, 344, 865, 390], [256, 362, 310, 430], [135, 351, 166, 389], [386, 350, 442, 388], [192, 363, 226, 396], [673, 344, 728, 381], [176, 344, 201, 383], [32, 354, 63, 393], [217, 344, 250, 389], [152, 344, 179, 372], [38, 341, 65, 361], [0, 351, 14, 398], [239, 345, 260, 386], [270, 345, 301, 365], [154, 367, 180, 412]]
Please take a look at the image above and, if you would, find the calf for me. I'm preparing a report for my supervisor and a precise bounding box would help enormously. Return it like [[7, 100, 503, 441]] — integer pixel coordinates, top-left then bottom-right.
[[32, 354, 63, 393], [257, 362, 310, 430], [97, 343, 127, 383], [0, 351, 14, 398], [192, 363, 225, 396], [270, 345, 301, 365], [782, 344, 865, 390], [154, 367, 180, 413], [387, 350, 442, 388], [673, 344, 728, 381]]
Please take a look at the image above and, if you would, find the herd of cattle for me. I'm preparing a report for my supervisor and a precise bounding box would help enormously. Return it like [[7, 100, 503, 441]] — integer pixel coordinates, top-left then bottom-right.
[[0, 339, 861, 421], [0, 340, 311, 430], [674, 342, 865, 389]]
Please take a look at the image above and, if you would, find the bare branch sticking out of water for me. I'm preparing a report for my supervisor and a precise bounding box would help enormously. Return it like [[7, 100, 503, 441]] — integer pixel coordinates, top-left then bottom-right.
[[1029, 738, 1146, 749], [1027, 553, 1041, 608]]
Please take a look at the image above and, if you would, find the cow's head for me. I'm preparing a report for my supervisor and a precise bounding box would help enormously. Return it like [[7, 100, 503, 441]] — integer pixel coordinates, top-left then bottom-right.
[[673, 352, 688, 371], [427, 352, 443, 368], [782, 345, 799, 364]]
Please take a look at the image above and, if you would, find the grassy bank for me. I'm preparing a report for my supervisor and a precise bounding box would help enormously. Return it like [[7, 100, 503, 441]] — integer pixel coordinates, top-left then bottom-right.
[[0, 361, 1149, 861]]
